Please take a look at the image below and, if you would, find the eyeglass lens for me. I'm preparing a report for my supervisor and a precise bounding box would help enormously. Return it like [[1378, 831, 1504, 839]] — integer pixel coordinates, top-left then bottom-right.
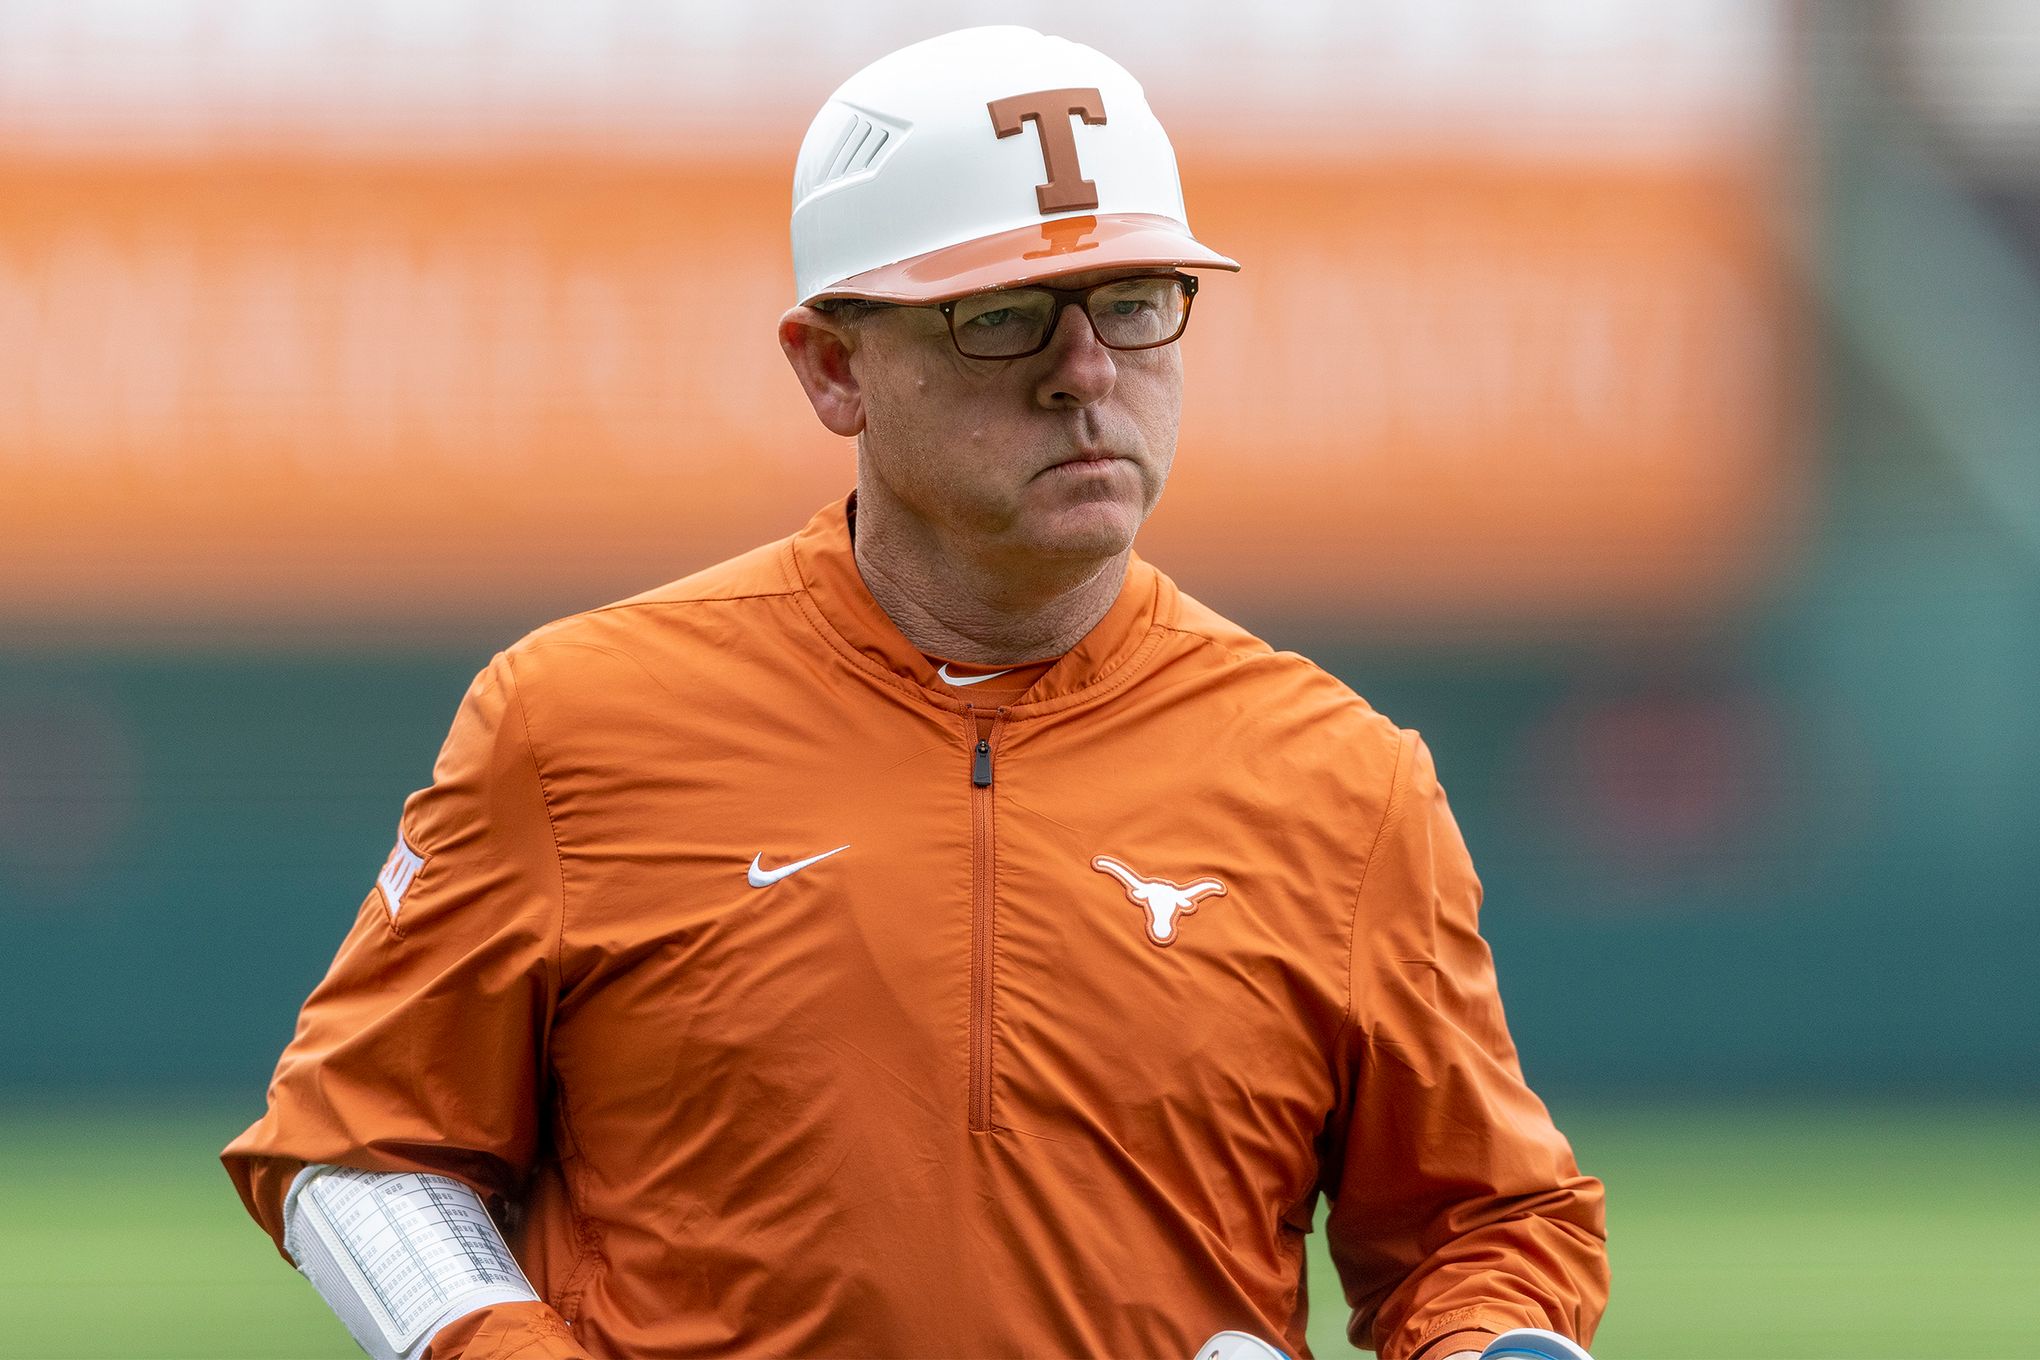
[[948, 277, 1190, 358]]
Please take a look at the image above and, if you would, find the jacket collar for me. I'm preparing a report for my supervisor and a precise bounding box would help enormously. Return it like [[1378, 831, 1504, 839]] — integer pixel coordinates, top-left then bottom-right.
[[784, 494, 1171, 712]]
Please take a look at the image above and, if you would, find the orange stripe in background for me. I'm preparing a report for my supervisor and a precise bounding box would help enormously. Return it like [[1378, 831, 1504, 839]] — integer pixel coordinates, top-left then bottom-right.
[[0, 153, 1799, 639]]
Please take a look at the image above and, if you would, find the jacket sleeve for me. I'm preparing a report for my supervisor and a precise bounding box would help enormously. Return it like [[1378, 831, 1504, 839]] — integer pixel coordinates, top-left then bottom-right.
[[1325, 731, 1609, 1360], [220, 652, 573, 1334]]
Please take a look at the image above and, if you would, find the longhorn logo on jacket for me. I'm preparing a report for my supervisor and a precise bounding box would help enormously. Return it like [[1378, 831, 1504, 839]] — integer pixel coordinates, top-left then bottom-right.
[[1091, 855, 1227, 946]]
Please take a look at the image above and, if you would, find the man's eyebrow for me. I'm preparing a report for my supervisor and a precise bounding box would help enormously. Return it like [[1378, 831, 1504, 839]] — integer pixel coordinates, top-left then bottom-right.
[[814, 298, 896, 317]]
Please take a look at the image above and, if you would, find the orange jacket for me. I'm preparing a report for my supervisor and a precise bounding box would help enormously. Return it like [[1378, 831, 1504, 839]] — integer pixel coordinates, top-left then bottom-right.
[[224, 497, 1606, 1360]]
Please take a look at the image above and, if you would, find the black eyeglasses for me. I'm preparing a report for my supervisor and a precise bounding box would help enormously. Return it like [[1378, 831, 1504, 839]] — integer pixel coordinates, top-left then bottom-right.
[[937, 273, 1198, 359], [826, 273, 1200, 360]]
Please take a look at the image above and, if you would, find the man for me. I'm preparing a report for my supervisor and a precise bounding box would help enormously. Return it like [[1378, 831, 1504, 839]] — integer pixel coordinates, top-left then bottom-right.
[[226, 26, 1607, 1360]]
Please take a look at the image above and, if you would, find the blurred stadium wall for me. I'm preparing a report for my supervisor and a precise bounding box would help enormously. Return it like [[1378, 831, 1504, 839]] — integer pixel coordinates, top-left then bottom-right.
[[1, 0, 2035, 1101]]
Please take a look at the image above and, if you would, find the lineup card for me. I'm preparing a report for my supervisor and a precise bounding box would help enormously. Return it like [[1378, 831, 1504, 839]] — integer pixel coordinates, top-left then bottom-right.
[[298, 1167, 531, 1352]]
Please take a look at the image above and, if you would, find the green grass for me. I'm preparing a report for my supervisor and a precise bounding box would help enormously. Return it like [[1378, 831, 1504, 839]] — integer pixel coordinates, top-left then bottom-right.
[[2, 1103, 2033, 1358], [0, 1107, 355, 1358], [1306, 1102, 2040, 1360]]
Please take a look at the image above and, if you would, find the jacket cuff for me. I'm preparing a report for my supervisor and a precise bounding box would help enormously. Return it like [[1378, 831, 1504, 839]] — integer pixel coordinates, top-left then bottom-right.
[[425, 1302, 588, 1360], [1408, 1327, 1501, 1360]]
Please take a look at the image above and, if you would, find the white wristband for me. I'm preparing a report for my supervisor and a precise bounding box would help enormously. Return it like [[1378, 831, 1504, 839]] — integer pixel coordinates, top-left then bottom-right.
[[283, 1164, 542, 1360]]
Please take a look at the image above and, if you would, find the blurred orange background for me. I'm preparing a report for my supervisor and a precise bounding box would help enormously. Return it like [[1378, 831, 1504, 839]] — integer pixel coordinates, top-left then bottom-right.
[[0, 3, 1798, 637]]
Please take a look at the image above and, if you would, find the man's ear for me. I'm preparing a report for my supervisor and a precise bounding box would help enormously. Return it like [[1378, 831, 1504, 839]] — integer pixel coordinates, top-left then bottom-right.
[[779, 306, 866, 437]]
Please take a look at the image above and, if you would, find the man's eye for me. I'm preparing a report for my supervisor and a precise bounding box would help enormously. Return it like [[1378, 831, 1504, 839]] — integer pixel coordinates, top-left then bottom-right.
[[964, 308, 1016, 328], [1108, 300, 1154, 317]]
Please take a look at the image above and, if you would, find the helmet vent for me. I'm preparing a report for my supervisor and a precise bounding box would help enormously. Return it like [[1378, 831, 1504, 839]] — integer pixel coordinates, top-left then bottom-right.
[[807, 106, 904, 193], [848, 123, 889, 171], [826, 115, 882, 180]]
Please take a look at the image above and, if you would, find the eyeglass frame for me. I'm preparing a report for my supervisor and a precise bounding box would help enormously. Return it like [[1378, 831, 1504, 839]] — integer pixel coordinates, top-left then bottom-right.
[[818, 271, 1201, 361]]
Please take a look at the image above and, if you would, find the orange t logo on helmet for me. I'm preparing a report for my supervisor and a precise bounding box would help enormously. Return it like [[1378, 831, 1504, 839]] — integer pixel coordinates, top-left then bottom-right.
[[987, 87, 1107, 214]]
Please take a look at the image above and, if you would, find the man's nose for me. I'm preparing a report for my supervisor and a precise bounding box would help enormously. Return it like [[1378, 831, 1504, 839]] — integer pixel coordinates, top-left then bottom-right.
[[1033, 302, 1118, 408]]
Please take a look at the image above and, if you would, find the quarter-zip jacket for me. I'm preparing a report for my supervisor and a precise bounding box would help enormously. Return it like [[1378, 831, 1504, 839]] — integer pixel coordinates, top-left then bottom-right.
[[225, 497, 1607, 1360]]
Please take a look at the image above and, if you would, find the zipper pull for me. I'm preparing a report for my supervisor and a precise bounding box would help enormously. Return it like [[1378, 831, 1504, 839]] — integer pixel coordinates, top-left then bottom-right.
[[969, 709, 1001, 788]]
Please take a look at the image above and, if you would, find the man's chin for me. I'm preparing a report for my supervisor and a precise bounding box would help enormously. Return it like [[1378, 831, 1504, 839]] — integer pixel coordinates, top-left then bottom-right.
[[1018, 498, 1147, 562]]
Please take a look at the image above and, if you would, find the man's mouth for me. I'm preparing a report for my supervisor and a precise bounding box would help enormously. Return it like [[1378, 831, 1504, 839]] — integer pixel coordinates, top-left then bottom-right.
[[1047, 449, 1122, 471]]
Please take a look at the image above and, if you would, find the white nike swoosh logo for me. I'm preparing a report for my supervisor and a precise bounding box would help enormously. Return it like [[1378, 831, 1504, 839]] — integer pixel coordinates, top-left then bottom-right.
[[937, 663, 1013, 687], [747, 845, 850, 888]]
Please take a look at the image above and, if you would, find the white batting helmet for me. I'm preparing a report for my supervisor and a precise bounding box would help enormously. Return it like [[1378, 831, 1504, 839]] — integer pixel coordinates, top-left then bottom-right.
[[790, 26, 1239, 305]]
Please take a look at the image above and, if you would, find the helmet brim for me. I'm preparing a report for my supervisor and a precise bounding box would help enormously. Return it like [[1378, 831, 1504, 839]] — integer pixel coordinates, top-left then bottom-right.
[[805, 212, 1239, 305]]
